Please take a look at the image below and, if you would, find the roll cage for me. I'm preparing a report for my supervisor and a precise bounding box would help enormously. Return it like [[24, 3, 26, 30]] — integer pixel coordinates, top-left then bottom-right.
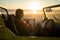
[[43, 4, 60, 20]]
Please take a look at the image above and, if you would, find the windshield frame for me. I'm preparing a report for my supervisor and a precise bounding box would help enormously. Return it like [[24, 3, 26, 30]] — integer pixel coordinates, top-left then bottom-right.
[[43, 4, 60, 20]]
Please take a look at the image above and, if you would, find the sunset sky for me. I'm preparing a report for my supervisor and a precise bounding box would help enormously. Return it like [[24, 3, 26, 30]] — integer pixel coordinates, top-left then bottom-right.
[[0, 0, 60, 10]]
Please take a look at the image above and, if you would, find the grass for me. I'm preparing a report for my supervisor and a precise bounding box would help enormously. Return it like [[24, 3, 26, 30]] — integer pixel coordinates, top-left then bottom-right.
[[0, 25, 60, 40]]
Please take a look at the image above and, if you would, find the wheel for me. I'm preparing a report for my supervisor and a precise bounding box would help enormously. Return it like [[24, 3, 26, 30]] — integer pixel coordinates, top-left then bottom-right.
[[44, 19, 55, 35]]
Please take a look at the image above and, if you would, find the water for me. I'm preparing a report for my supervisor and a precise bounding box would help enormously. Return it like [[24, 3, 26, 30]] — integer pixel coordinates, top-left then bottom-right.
[[1, 9, 60, 25], [8, 9, 44, 25], [8, 9, 60, 24]]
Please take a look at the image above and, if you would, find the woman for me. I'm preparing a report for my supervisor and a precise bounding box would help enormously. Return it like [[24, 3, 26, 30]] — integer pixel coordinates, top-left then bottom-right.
[[15, 9, 35, 36]]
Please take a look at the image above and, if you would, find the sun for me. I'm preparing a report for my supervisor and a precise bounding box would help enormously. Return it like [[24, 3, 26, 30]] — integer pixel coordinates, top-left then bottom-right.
[[32, 10, 37, 13], [27, 1, 42, 14]]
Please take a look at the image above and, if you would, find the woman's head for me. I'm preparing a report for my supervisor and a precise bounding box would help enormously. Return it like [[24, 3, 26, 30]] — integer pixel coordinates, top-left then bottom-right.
[[16, 9, 24, 19]]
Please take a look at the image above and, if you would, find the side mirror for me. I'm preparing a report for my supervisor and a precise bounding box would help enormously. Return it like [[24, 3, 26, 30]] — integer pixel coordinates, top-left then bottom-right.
[[46, 8, 52, 12]]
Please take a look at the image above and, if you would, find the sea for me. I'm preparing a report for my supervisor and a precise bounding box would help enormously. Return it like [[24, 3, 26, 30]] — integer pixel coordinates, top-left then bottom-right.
[[0, 9, 60, 25], [7, 9, 60, 25], [8, 9, 44, 25]]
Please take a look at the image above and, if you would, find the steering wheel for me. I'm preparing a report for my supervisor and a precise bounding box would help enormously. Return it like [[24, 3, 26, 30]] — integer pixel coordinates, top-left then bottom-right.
[[44, 19, 55, 35]]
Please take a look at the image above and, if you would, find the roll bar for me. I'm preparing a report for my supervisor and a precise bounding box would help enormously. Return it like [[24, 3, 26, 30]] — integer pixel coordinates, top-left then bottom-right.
[[43, 4, 60, 20]]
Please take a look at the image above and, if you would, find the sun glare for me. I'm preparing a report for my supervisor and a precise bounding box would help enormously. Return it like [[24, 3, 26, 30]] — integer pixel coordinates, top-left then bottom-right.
[[27, 1, 42, 14], [32, 10, 37, 13]]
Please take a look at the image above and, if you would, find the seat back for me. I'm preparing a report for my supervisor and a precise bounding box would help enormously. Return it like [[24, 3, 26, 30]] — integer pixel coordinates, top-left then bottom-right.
[[6, 14, 19, 35]]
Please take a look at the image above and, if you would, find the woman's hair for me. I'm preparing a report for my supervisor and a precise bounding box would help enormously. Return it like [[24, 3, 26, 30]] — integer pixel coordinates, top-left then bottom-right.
[[16, 9, 23, 14], [15, 9, 24, 19]]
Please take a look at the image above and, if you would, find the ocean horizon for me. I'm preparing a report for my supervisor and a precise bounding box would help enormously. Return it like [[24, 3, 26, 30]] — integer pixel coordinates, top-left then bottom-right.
[[7, 9, 60, 25], [0, 9, 60, 25]]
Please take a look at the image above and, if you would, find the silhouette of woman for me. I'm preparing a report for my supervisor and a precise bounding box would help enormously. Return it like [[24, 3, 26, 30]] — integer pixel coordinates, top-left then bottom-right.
[[15, 9, 34, 36]]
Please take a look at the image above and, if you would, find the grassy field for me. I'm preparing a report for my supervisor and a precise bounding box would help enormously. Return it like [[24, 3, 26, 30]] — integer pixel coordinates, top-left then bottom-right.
[[0, 27, 60, 40]]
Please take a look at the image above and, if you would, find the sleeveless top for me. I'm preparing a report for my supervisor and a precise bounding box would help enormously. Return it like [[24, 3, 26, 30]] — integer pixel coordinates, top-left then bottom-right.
[[16, 18, 34, 36]]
